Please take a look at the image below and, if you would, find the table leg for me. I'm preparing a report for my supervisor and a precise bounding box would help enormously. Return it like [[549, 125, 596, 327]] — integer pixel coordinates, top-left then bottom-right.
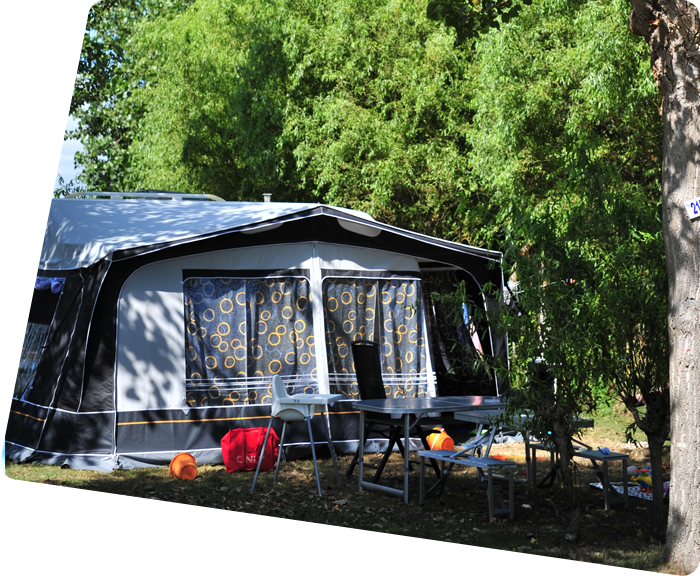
[[419, 455, 425, 505], [323, 403, 342, 487], [483, 424, 498, 458], [488, 468, 494, 520], [404, 411, 410, 504], [603, 460, 610, 511], [469, 424, 484, 457], [358, 408, 365, 493], [476, 425, 499, 484], [524, 431, 533, 489]]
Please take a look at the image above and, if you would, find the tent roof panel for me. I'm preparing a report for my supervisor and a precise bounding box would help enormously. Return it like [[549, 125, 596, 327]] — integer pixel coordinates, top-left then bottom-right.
[[40, 200, 348, 270], [39, 198, 499, 271]]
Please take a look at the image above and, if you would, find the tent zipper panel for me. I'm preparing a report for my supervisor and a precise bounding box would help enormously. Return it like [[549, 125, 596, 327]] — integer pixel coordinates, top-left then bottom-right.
[[310, 242, 330, 393], [32, 270, 86, 458]]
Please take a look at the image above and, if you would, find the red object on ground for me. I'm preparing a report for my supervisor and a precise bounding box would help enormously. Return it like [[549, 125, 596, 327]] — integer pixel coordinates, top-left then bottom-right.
[[221, 427, 280, 473]]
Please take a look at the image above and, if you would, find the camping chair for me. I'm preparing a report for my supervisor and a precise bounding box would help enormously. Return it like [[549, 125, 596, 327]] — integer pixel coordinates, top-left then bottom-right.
[[346, 340, 442, 481], [251, 375, 342, 496]]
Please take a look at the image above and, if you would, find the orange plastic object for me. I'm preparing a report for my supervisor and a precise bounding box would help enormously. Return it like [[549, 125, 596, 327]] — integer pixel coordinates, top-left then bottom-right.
[[170, 452, 198, 480], [427, 428, 454, 451]]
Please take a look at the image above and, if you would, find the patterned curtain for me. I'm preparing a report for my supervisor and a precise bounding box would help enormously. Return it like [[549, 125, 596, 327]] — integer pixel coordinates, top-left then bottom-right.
[[183, 276, 316, 407], [323, 276, 429, 399]]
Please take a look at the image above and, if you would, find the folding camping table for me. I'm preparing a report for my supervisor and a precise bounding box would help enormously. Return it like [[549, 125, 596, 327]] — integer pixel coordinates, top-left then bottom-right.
[[354, 396, 505, 503], [415, 408, 525, 507], [417, 409, 595, 514], [454, 409, 595, 489], [453, 409, 533, 481]]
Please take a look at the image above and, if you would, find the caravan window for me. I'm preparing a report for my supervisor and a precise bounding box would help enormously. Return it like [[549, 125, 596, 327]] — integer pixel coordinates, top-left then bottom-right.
[[421, 269, 495, 395], [322, 275, 430, 399], [183, 276, 315, 407], [14, 280, 63, 400]]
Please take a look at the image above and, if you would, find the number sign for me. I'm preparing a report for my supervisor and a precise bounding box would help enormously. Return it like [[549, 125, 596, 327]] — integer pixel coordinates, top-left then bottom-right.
[[684, 197, 700, 220]]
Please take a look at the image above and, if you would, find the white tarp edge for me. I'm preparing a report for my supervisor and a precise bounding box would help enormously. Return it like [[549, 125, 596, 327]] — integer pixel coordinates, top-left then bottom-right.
[[40, 199, 352, 271]]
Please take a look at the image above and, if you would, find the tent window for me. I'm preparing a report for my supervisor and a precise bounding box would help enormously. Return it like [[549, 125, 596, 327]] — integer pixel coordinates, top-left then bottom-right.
[[183, 276, 316, 407], [421, 269, 495, 396], [6, 288, 60, 398], [322, 276, 429, 399]]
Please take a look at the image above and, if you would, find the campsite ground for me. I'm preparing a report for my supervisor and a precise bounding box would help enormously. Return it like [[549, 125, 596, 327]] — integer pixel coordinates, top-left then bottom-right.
[[5, 401, 676, 573]]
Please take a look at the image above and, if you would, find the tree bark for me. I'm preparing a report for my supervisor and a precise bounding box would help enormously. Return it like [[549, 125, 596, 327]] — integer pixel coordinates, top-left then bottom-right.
[[648, 432, 669, 541], [629, 1, 700, 572], [624, 390, 670, 542], [552, 428, 582, 541], [540, 400, 582, 541]]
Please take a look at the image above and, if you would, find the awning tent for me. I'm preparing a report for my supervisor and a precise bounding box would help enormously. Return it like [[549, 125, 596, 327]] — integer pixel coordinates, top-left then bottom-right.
[[6, 197, 507, 472]]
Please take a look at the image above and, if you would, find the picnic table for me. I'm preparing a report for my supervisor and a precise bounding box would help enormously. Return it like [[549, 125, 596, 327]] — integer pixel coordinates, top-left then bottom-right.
[[417, 409, 600, 518], [353, 396, 505, 503]]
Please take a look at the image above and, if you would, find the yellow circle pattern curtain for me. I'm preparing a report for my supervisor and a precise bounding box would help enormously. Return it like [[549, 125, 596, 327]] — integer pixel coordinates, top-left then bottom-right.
[[183, 276, 315, 407], [323, 277, 429, 399]]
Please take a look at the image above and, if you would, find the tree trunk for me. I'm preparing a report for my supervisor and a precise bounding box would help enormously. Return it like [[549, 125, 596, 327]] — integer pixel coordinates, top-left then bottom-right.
[[648, 432, 669, 542], [541, 401, 582, 541], [624, 391, 671, 542], [629, 1, 700, 572], [552, 429, 582, 542]]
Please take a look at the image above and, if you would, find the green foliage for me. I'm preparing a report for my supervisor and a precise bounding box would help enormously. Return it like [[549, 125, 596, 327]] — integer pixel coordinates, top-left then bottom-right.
[[464, 0, 667, 452], [427, 0, 532, 44], [68, 0, 195, 192], [126, 0, 295, 199], [285, 1, 477, 235], [53, 175, 86, 198], [72, 0, 486, 238], [423, 0, 668, 539]]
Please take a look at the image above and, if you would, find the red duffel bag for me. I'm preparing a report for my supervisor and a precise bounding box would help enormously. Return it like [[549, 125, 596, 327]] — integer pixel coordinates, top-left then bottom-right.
[[221, 427, 279, 473]]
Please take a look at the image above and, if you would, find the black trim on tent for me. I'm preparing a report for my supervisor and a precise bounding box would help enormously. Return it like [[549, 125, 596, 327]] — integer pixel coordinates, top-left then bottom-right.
[[182, 268, 311, 280], [5, 399, 114, 458], [5, 401, 47, 453], [79, 211, 506, 425], [108, 213, 503, 293], [26, 270, 81, 383], [28, 289, 62, 325], [110, 208, 502, 287], [115, 404, 359, 458], [320, 269, 422, 279], [55, 262, 112, 413], [9, 263, 114, 462]]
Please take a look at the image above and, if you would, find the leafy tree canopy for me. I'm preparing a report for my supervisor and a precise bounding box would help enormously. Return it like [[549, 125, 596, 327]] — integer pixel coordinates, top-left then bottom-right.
[[5, 0, 196, 202], [427, 0, 532, 44], [462, 0, 667, 539], [72, 0, 488, 240], [469, 0, 665, 391]]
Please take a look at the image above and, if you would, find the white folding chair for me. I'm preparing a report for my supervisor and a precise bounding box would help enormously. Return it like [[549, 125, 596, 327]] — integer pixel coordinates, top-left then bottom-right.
[[251, 375, 343, 495]]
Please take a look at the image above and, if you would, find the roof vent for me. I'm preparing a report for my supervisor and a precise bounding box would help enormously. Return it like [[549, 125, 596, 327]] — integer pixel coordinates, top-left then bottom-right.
[[263, 193, 272, 203]]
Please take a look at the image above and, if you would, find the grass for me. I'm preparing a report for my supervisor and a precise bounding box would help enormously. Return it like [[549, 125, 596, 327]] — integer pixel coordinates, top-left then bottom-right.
[[5, 400, 680, 574]]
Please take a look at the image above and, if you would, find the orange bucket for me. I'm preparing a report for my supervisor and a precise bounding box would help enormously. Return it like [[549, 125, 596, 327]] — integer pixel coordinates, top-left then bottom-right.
[[427, 428, 454, 451], [170, 452, 198, 480]]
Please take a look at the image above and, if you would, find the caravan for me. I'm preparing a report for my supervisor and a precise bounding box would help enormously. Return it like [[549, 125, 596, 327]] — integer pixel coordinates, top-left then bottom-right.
[[6, 194, 507, 472]]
